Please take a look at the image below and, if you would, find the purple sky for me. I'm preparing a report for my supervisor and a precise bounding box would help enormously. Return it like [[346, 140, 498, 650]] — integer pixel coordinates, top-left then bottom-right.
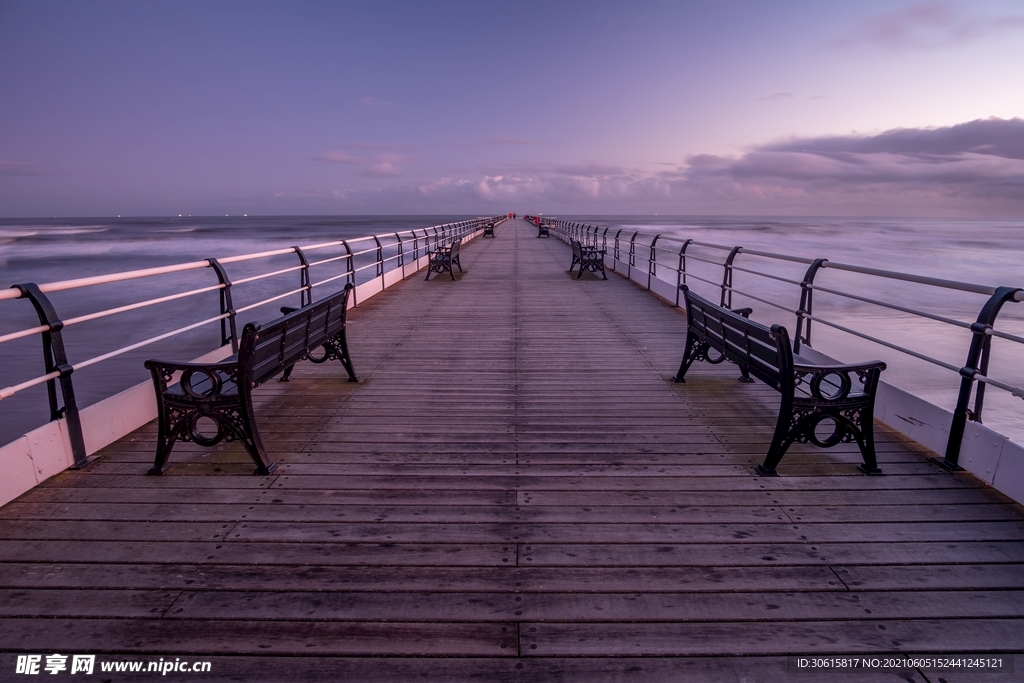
[[1, 0, 1022, 217]]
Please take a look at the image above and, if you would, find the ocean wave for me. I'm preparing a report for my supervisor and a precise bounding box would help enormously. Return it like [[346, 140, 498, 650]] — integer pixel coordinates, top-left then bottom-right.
[[0, 226, 110, 239]]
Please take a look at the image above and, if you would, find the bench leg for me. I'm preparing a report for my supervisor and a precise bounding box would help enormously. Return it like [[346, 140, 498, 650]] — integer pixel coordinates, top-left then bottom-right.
[[148, 415, 182, 475], [672, 334, 706, 383], [280, 363, 296, 382], [325, 335, 359, 383], [237, 396, 277, 475], [854, 409, 883, 475], [758, 404, 798, 476]]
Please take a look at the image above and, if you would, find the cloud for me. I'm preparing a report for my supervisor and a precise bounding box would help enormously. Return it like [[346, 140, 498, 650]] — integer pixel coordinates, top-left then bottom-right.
[[836, 2, 1024, 49], [359, 96, 392, 107], [0, 160, 44, 176], [298, 119, 1024, 215], [758, 92, 794, 102], [316, 147, 410, 177], [677, 118, 1024, 212]]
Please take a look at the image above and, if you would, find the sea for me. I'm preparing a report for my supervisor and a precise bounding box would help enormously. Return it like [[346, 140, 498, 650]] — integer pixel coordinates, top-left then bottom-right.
[[1, 215, 1022, 448]]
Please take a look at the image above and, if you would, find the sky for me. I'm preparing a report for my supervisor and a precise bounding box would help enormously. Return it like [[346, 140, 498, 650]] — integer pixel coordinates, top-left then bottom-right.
[[1, 0, 1023, 217]]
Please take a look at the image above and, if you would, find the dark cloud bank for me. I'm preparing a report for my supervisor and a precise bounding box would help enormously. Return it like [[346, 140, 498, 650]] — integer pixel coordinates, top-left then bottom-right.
[[675, 118, 1024, 214], [295, 119, 1024, 216]]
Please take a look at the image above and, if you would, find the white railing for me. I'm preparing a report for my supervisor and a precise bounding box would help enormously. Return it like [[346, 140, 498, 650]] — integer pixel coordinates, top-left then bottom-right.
[[0, 216, 503, 505], [553, 219, 1024, 484]]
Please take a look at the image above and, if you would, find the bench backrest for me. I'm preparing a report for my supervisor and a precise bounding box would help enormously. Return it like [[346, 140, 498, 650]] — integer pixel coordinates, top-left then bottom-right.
[[682, 286, 792, 393], [571, 240, 583, 259], [238, 283, 353, 389]]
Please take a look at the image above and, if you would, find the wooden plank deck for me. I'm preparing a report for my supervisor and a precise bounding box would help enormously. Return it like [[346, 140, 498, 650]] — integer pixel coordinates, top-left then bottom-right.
[[1, 219, 1022, 681]]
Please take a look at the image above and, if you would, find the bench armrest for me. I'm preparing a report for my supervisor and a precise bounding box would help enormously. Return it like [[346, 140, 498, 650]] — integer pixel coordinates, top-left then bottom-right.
[[791, 360, 886, 401], [144, 358, 239, 393], [792, 360, 886, 374]]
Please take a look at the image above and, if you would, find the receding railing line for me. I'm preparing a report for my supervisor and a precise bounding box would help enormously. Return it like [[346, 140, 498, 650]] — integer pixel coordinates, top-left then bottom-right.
[[724, 286, 798, 316], [231, 265, 306, 286], [804, 313, 962, 373], [821, 261, 997, 296], [551, 217, 1023, 470], [1, 216, 502, 465], [0, 370, 62, 401], [74, 313, 231, 372], [808, 282, 973, 330], [730, 266, 804, 288]]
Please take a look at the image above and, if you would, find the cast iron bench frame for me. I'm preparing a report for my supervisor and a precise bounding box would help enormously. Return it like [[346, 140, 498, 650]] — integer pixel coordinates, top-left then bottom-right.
[[144, 283, 358, 475], [425, 240, 462, 280], [569, 239, 608, 280], [673, 285, 886, 476], [482, 222, 495, 238]]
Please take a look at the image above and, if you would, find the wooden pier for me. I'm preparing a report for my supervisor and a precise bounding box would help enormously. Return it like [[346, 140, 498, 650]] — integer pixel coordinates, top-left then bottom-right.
[[1, 220, 1022, 681]]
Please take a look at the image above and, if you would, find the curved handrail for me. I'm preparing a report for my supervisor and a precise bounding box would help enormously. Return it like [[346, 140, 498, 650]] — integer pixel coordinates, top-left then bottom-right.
[[549, 217, 1023, 468], [1, 216, 504, 461]]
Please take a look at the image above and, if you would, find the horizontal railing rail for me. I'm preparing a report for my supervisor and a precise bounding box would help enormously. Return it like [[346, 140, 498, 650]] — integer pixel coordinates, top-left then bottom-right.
[[551, 218, 1023, 470], [1, 216, 504, 465]]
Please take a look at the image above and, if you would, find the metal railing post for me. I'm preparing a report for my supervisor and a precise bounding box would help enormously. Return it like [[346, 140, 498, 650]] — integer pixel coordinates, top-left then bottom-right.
[[291, 246, 312, 307], [648, 235, 660, 290], [12, 283, 89, 468], [793, 258, 827, 354], [675, 239, 693, 307], [721, 247, 742, 309], [372, 236, 385, 290], [940, 286, 1023, 470], [628, 232, 639, 280], [206, 259, 237, 352], [395, 232, 405, 279]]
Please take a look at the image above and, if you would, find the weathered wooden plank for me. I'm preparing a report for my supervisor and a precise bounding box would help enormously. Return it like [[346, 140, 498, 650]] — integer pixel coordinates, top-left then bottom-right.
[[0, 520, 234, 542], [835, 564, 1024, 590], [0, 618, 517, 655], [17, 486, 517, 506], [517, 488, 1012, 506], [265, 474, 983, 491], [228, 521, 805, 544], [0, 540, 511, 566], [168, 591, 518, 621], [511, 566, 842, 592], [0, 563, 518, 591], [163, 589, 1024, 623], [0, 589, 180, 617], [519, 618, 1024, 656], [0, 502, 790, 525], [520, 541, 1024, 566]]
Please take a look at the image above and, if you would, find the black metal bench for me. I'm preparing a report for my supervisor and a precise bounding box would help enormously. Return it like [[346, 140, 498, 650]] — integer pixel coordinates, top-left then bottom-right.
[[537, 221, 550, 238], [144, 283, 358, 475], [673, 285, 886, 476], [482, 222, 495, 238], [425, 240, 462, 280], [569, 239, 607, 280]]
